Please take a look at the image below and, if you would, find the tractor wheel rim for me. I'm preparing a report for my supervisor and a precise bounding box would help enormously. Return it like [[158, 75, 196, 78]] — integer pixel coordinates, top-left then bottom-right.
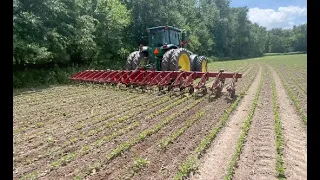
[[202, 60, 207, 72], [178, 54, 191, 71]]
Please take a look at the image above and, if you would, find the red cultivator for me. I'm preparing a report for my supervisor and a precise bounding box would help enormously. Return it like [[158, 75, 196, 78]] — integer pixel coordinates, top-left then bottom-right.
[[70, 69, 242, 99]]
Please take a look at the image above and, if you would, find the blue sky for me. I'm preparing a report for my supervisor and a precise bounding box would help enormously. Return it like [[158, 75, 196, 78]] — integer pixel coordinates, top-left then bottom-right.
[[230, 0, 307, 30]]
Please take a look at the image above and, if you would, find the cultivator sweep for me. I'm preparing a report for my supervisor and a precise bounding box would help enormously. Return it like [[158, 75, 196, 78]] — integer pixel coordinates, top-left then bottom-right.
[[70, 69, 242, 98]]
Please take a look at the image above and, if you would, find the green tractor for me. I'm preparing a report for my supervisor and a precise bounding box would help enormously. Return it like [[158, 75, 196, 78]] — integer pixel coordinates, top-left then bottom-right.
[[126, 26, 208, 73]]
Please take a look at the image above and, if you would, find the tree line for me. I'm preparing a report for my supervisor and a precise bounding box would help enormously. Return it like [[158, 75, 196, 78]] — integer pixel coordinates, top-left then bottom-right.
[[13, 0, 307, 69]]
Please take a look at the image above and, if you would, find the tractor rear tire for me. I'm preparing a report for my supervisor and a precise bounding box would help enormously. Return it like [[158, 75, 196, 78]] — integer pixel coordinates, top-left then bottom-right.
[[190, 54, 198, 71], [126, 51, 139, 70], [194, 56, 208, 72], [170, 48, 191, 71], [161, 49, 176, 71]]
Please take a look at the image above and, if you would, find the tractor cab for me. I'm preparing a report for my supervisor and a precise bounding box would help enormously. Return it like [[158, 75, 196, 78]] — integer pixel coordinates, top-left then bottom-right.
[[147, 26, 182, 48], [140, 26, 189, 70]]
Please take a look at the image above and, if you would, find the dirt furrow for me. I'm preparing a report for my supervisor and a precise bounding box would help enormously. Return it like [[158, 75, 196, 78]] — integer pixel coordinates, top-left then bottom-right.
[[273, 65, 307, 115], [14, 95, 179, 178], [269, 65, 307, 180], [189, 65, 262, 180], [31, 97, 193, 179], [14, 95, 176, 169], [14, 85, 92, 105], [110, 100, 223, 179], [13, 86, 135, 123], [13, 94, 146, 146], [91, 64, 257, 180], [13, 93, 139, 135], [233, 68, 277, 180], [13, 87, 122, 118]]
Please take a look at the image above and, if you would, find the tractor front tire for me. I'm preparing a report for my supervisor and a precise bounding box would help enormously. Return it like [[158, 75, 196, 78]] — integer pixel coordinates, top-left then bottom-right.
[[170, 48, 191, 71], [161, 49, 176, 71], [194, 56, 208, 72]]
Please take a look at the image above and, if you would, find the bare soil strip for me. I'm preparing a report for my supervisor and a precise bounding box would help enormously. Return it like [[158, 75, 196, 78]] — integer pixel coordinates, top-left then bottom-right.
[[233, 67, 277, 180], [269, 65, 307, 180], [189, 65, 262, 180], [274, 65, 307, 115]]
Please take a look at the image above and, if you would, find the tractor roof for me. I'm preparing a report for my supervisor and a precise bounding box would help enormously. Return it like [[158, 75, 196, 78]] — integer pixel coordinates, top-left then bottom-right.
[[148, 26, 182, 32]]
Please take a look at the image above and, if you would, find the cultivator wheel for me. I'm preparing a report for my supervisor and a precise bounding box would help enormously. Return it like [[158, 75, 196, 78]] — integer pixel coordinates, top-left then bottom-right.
[[70, 69, 242, 100]]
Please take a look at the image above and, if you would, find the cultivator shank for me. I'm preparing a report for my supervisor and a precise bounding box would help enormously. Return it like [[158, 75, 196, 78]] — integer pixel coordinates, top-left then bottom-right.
[[70, 69, 242, 98]]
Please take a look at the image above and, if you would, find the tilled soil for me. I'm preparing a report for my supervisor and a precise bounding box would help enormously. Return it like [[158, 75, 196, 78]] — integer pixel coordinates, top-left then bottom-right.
[[14, 95, 178, 178], [14, 66, 254, 180], [269, 65, 307, 180], [85, 65, 257, 180], [14, 94, 186, 178], [190, 65, 262, 180], [14, 60, 307, 180], [273, 65, 307, 115], [233, 67, 277, 180]]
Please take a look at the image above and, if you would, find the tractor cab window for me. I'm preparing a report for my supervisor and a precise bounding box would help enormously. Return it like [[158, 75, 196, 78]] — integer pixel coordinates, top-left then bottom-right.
[[150, 29, 169, 47], [169, 31, 180, 45]]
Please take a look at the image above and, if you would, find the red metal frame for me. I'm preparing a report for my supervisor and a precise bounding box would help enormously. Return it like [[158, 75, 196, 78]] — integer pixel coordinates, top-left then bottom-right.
[[70, 70, 242, 95]]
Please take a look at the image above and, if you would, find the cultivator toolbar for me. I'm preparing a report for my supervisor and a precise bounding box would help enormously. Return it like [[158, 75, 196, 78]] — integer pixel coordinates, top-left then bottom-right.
[[70, 69, 242, 98]]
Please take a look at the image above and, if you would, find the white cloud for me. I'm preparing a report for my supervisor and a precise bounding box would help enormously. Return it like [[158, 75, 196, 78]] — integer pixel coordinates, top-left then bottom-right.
[[248, 6, 307, 30]]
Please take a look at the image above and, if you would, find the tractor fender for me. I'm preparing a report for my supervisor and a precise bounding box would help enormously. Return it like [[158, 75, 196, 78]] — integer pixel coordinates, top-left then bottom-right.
[[139, 46, 149, 58], [160, 44, 178, 50], [140, 46, 148, 52]]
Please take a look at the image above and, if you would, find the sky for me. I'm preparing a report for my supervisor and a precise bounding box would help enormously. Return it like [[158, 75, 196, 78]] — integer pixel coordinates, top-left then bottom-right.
[[230, 0, 307, 30]]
